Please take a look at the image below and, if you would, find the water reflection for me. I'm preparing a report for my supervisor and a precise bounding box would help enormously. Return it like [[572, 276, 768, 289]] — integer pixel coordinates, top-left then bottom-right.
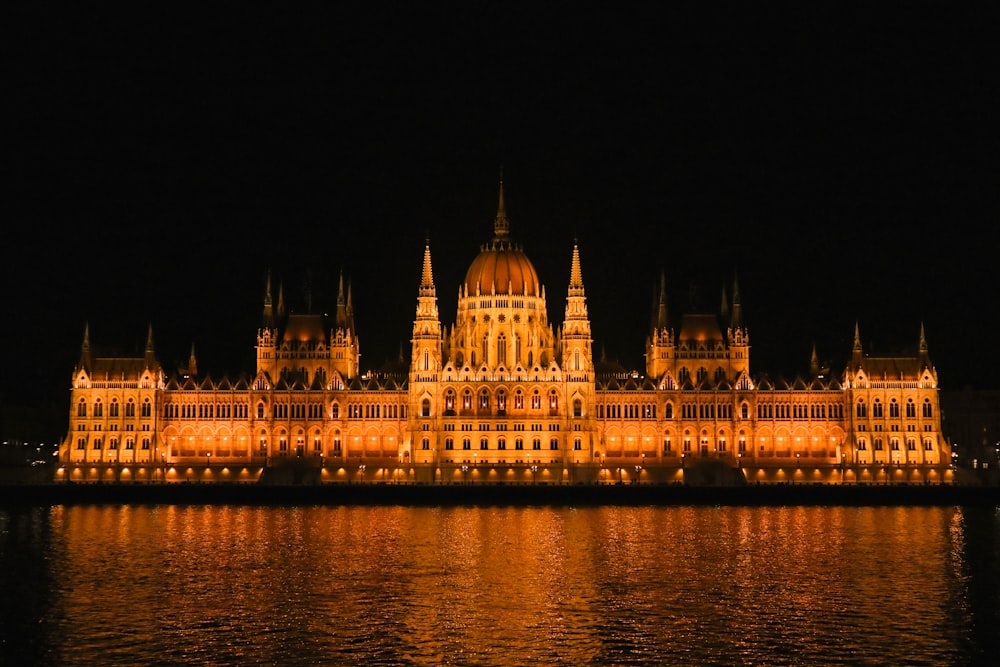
[[1, 505, 996, 665]]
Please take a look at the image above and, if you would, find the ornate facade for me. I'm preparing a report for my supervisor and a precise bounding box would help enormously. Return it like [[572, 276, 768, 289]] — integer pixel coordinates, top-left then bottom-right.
[[57, 183, 952, 485]]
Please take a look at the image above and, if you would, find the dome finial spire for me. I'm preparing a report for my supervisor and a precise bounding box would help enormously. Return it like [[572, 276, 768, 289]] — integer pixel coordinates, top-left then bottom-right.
[[494, 169, 509, 239]]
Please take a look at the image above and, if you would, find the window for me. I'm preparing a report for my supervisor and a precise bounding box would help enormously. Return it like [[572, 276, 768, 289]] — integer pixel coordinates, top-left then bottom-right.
[[664, 403, 673, 419], [422, 438, 430, 450], [463, 438, 471, 450], [889, 400, 900, 418], [77, 400, 87, 417], [923, 400, 932, 418], [331, 403, 339, 419], [856, 401, 866, 418], [126, 401, 135, 417], [906, 400, 915, 418], [422, 399, 431, 417], [142, 401, 151, 418], [515, 438, 524, 450], [874, 438, 883, 451], [549, 438, 558, 450], [872, 400, 883, 418], [574, 439, 581, 450], [573, 399, 582, 418], [498, 438, 506, 450], [480, 438, 488, 450], [445, 438, 454, 450], [533, 438, 541, 450], [94, 401, 103, 417], [110, 401, 119, 418]]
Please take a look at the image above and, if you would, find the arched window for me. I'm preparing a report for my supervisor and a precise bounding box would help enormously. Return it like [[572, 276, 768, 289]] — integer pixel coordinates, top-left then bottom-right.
[[110, 400, 119, 418], [445, 437, 454, 450], [922, 399, 932, 418], [421, 398, 431, 417], [740, 403, 749, 419], [889, 400, 899, 417], [573, 399, 582, 418], [77, 399, 87, 417], [497, 334, 506, 365], [664, 402, 673, 419], [93, 400, 103, 417], [331, 403, 339, 419], [856, 400, 867, 418], [872, 400, 883, 418]]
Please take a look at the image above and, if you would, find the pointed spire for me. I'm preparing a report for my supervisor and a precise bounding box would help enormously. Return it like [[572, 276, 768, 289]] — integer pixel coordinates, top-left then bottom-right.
[[277, 281, 286, 318], [420, 238, 436, 296], [493, 171, 510, 239], [853, 321, 862, 351], [79, 322, 92, 371], [657, 272, 669, 329], [336, 269, 348, 327], [568, 242, 584, 291], [919, 322, 928, 353], [720, 285, 729, 320], [810, 343, 820, 377], [729, 273, 743, 329], [144, 323, 157, 369], [186, 343, 198, 377], [262, 269, 275, 327]]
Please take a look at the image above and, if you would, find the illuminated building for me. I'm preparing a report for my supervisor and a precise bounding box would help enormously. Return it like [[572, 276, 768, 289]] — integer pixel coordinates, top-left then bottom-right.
[[57, 182, 951, 485]]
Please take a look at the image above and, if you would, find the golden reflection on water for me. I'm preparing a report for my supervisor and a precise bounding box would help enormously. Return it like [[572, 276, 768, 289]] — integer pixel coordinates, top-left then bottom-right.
[[19, 504, 993, 665]]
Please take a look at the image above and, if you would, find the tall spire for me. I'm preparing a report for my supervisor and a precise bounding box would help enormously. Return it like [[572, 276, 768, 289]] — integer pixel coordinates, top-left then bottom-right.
[[420, 238, 436, 297], [78, 322, 92, 371], [657, 272, 669, 329], [729, 273, 743, 329], [493, 171, 510, 239], [262, 269, 275, 327], [336, 269, 348, 327], [568, 241, 584, 294]]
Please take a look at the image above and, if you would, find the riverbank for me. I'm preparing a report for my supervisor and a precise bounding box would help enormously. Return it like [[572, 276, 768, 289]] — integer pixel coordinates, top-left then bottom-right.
[[1, 481, 998, 507]]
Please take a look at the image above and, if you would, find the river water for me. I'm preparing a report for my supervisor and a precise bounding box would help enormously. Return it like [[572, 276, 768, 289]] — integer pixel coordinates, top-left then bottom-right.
[[1, 504, 997, 666]]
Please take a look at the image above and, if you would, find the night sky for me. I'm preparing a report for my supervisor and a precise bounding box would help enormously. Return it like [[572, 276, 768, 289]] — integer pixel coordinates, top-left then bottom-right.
[[8, 6, 998, 440]]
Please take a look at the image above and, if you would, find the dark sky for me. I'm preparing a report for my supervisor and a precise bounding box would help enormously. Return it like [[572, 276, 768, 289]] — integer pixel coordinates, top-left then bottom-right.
[[7, 6, 999, 438]]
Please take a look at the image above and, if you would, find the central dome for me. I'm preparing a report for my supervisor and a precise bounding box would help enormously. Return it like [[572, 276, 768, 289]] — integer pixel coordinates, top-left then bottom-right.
[[464, 241, 540, 296], [463, 180, 540, 296]]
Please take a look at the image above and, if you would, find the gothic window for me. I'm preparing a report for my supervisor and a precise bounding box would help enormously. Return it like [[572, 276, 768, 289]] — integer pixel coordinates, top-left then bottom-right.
[[531, 392, 541, 410], [142, 400, 151, 418], [663, 438, 672, 453], [906, 400, 916, 418], [678, 368, 690, 384], [696, 367, 707, 383], [482, 334, 489, 365], [550, 438, 559, 450], [924, 438, 933, 451], [445, 391, 455, 414], [856, 400, 867, 418], [515, 334, 521, 365], [423, 350, 430, 371], [110, 401, 119, 418], [714, 367, 725, 382], [873, 438, 883, 451], [422, 398, 431, 417], [533, 438, 541, 450], [664, 402, 673, 419], [889, 400, 899, 417], [891, 438, 900, 451], [331, 403, 339, 419], [93, 438, 102, 450], [549, 391, 558, 413], [872, 400, 883, 418], [480, 438, 488, 450], [740, 403, 749, 419], [141, 438, 149, 450], [77, 400, 87, 417], [497, 334, 506, 365], [479, 390, 490, 410], [497, 390, 507, 413], [574, 438, 581, 450], [515, 438, 524, 450], [126, 400, 135, 417], [514, 392, 524, 410], [110, 438, 118, 450], [858, 439, 867, 451], [463, 438, 471, 450], [922, 399, 932, 418], [126, 439, 134, 450], [498, 438, 506, 450], [422, 438, 430, 450], [573, 399, 582, 418], [94, 401, 103, 417], [446, 437, 454, 450]]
